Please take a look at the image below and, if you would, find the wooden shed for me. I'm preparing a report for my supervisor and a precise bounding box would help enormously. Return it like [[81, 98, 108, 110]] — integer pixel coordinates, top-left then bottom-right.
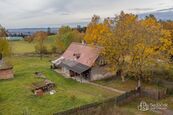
[[32, 80, 55, 95], [0, 62, 14, 80]]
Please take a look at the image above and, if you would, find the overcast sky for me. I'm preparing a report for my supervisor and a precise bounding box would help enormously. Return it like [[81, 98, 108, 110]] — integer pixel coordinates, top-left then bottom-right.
[[0, 0, 173, 28]]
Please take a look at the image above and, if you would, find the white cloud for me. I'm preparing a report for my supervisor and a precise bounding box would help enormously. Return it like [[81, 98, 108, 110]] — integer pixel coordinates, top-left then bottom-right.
[[0, 0, 173, 28]]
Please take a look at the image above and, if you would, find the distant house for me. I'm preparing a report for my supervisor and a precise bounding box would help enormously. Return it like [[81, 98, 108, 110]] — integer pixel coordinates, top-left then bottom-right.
[[52, 42, 115, 81], [0, 61, 14, 80]]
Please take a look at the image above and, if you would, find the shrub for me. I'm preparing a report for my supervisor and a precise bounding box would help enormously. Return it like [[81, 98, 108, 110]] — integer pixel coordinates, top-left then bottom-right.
[[70, 95, 77, 102], [35, 45, 48, 54], [51, 45, 57, 54]]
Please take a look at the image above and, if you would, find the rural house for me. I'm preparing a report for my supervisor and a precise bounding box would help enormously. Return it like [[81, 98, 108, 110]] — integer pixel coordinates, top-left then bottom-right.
[[0, 60, 14, 80], [52, 42, 115, 81]]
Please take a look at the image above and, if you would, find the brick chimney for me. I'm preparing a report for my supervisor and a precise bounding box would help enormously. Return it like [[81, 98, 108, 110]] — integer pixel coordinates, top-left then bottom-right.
[[82, 40, 87, 45]]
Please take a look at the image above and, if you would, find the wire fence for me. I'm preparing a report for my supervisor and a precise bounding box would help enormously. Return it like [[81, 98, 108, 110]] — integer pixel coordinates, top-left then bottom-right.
[[54, 88, 141, 115]]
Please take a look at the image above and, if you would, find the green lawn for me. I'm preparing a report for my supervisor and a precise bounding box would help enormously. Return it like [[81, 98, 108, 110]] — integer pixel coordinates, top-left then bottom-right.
[[0, 56, 118, 115], [10, 40, 36, 54], [95, 78, 137, 91], [95, 78, 164, 92], [9, 35, 57, 54]]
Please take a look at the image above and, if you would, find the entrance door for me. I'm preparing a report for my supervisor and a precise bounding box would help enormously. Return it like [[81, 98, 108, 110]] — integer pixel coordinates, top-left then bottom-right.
[[70, 70, 79, 77]]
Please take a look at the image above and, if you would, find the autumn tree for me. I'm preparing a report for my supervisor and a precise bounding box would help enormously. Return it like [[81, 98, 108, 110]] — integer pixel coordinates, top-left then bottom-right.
[[160, 20, 173, 39], [34, 32, 48, 59], [103, 12, 139, 82], [128, 17, 172, 87], [0, 25, 11, 59], [24, 35, 34, 43], [85, 12, 137, 82], [84, 15, 109, 44], [160, 20, 173, 59], [84, 12, 172, 87], [56, 26, 84, 53]]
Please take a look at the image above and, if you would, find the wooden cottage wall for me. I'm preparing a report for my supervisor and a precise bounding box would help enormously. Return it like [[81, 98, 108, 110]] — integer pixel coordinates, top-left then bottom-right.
[[62, 67, 70, 77], [0, 69, 14, 80], [90, 65, 116, 81]]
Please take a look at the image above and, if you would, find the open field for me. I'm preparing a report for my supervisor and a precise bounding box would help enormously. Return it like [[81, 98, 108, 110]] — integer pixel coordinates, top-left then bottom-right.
[[0, 56, 118, 115], [9, 35, 57, 54], [10, 40, 36, 54]]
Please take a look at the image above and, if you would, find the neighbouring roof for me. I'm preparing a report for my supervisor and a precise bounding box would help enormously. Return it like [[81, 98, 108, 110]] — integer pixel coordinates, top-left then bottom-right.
[[61, 42, 101, 67], [59, 59, 90, 74]]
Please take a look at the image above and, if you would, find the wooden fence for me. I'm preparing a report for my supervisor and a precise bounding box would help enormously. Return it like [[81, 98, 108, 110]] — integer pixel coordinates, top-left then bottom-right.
[[152, 79, 173, 95], [159, 80, 173, 94], [54, 88, 141, 115], [142, 88, 167, 100], [116, 88, 141, 106], [53, 84, 171, 115]]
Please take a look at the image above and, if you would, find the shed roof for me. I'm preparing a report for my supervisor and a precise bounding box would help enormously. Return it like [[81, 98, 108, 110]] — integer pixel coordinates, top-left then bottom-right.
[[32, 80, 54, 89], [59, 59, 90, 74]]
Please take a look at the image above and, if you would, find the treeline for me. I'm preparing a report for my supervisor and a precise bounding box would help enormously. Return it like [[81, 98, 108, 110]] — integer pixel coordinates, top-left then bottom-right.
[[22, 26, 85, 60]]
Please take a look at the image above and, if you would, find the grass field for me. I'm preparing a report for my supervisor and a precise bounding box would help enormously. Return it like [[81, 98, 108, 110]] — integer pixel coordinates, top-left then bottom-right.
[[95, 78, 162, 92], [0, 56, 118, 115], [9, 35, 57, 54], [4, 39, 173, 115]]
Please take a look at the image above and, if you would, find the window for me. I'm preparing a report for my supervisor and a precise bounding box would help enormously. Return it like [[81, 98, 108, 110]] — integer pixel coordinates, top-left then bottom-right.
[[73, 53, 81, 59]]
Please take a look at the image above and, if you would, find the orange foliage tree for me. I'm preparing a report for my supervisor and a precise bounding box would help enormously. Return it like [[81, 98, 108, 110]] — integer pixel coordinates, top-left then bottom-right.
[[84, 12, 172, 87]]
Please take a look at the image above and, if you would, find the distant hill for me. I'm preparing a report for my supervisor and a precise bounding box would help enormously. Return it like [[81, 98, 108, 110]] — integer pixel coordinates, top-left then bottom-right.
[[7, 28, 58, 35], [138, 8, 173, 20]]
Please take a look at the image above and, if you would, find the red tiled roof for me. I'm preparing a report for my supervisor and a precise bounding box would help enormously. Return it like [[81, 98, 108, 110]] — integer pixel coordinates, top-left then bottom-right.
[[62, 42, 101, 67]]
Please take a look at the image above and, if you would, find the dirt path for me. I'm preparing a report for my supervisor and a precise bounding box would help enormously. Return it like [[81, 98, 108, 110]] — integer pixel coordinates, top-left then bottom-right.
[[87, 82, 125, 94], [54, 69, 125, 94]]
